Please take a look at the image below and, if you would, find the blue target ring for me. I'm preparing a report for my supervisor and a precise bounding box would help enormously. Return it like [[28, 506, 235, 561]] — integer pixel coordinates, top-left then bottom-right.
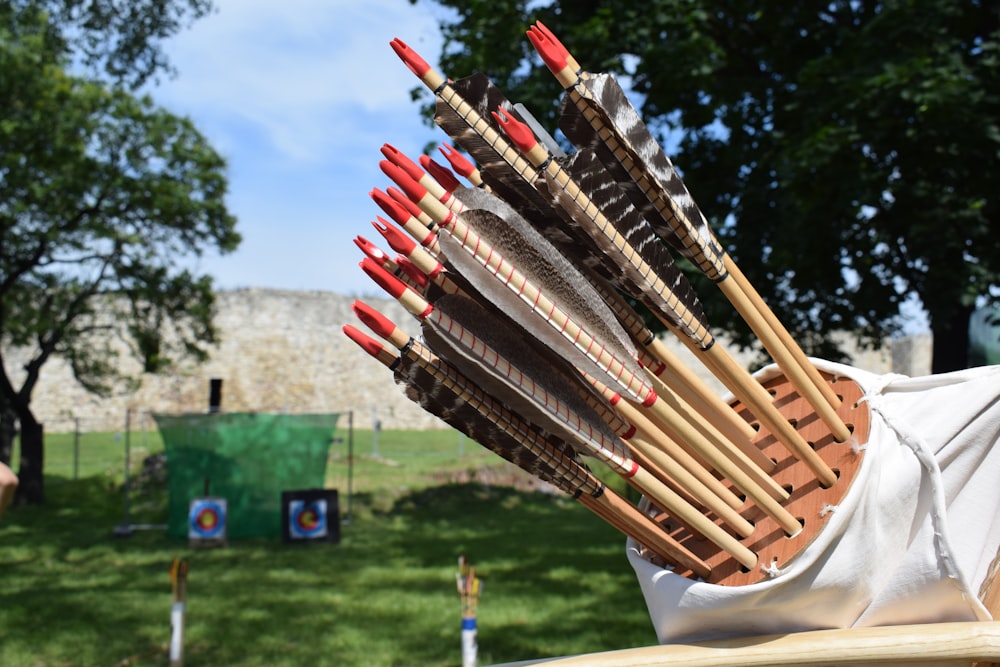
[[281, 489, 339, 544], [289, 499, 327, 539], [189, 498, 227, 539]]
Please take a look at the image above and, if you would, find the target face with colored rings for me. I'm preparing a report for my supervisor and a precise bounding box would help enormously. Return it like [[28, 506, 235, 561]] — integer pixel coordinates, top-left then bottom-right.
[[189, 498, 227, 539], [289, 499, 327, 538]]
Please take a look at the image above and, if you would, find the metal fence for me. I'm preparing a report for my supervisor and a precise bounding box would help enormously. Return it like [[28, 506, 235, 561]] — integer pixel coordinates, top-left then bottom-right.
[[14, 410, 358, 533], [13, 412, 161, 484]]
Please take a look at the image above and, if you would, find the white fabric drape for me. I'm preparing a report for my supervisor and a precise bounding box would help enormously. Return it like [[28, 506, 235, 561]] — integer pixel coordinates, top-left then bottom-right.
[[628, 361, 1000, 644]]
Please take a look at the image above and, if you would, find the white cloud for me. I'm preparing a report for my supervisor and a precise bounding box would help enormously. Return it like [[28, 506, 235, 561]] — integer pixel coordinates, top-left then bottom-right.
[[158, 0, 444, 163], [150, 1, 463, 294]]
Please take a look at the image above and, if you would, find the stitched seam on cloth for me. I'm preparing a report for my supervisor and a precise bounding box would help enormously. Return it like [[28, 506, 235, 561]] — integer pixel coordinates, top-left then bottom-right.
[[761, 561, 781, 578], [864, 391, 969, 597]]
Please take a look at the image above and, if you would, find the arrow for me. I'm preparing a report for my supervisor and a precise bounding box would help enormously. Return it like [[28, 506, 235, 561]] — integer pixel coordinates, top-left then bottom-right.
[[343, 314, 713, 575], [384, 43, 772, 468], [494, 105, 837, 490], [355, 263, 758, 565], [528, 21, 850, 442]]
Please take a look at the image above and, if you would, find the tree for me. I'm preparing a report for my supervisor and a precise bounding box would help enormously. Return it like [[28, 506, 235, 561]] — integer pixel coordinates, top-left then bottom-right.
[[411, 0, 1000, 372], [0, 2, 240, 503]]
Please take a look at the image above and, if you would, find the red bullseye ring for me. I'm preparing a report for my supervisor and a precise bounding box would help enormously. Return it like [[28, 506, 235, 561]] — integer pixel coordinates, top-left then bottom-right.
[[289, 499, 327, 539], [197, 508, 218, 530], [189, 498, 227, 539], [296, 508, 319, 531]]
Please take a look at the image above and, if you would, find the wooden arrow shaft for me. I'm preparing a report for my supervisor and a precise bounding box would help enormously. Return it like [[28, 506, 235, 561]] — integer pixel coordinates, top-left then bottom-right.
[[579, 490, 711, 579], [724, 255, 845, 413], [594, 384, 745, 513], [400, 340, 711, 574], [587, 273, 759, 444], [522, 141, 716, 350], [629, 466, 757, 570], [698, 338, 838, 487], [627, 435, 755, 538]]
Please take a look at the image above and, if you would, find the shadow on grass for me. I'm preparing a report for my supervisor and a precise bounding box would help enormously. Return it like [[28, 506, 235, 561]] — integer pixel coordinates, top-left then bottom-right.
[[381, 483, 656, 664], [0, 477, 656, 666]]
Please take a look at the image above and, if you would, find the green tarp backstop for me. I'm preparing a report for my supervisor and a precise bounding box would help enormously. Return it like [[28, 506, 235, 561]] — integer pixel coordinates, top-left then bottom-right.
[[154, 412, 340, 539]]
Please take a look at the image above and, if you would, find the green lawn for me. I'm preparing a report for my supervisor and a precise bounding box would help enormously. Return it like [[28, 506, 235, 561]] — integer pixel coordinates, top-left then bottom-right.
[[0, 427, 657, 666]]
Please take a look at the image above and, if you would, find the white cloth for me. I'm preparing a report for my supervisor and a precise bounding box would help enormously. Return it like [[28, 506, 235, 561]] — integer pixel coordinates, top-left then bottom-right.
[[627, 361, 1000, 644]]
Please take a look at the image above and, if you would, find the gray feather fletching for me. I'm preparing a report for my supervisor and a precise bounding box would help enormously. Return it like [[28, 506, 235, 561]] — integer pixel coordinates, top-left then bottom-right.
[[559, 73, 727, 280], [555, 149, 712, 346], [421, 294, 626, 462], [393, 355, 601, 496], [436, 188, 650, 401]]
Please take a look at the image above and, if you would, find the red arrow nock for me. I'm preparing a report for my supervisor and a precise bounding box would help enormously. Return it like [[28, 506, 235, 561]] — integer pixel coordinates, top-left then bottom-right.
[[438, 144, 476, 179], [493, 107, 539, 153], [370, 188, 413, 226], [354, 235, 390, 263], [389, 38, 431, 77], [372, 217, 417, 254], [419, 154, 461, 193], [387, 188, 427, 222], [351, 300, 400, 340], [381, 144, 426, 182], [360, 257, 408, 299], [343, 324, 391, 360], [527, 22, 570, 74], [379, 160, 428, 204]]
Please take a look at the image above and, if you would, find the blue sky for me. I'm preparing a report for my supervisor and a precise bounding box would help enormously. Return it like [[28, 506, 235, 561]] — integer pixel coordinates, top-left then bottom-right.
[[152, 0, 449, 296], [148, 2, 936, 334]]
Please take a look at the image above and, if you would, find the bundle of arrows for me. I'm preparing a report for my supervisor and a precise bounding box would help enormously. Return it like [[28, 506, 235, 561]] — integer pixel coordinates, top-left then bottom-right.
[[342, 22, 871, 586]]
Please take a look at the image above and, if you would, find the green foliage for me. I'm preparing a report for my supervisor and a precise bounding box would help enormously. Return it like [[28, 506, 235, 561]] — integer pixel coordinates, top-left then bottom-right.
[[0, 428, 653, 666], [0, 20, 238, 383], [0, 1, 234, 501], [4, 0, 217, 89], [411, 0, 999, 370]]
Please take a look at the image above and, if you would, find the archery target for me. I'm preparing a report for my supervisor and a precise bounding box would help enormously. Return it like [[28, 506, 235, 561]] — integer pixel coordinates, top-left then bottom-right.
[[288, 499, 328, 539], [189, 497, 227, 540], [282, 489, 339, 544]]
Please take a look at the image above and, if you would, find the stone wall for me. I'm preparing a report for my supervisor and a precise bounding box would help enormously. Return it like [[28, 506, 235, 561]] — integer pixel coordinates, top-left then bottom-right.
[[4, 288, 931, 433]]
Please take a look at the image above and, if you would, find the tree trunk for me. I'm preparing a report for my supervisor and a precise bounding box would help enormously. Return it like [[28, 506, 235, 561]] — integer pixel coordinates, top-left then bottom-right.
[[16, 419, 44, 505], [0, 409, 15, 466], [931, 303, 975, 374]]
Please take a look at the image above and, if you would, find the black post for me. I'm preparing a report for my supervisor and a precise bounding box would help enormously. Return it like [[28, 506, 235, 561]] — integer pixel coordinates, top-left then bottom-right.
[[209, 379, 223, 414], [123, 408, 131, 526], [73, 417, 80, 481], [346, 411, 353, 525], [114, 409, 133, 536]]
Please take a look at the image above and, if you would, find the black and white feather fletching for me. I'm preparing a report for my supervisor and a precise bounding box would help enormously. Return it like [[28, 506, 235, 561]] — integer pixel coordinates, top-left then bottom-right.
[[543, 147, 714, 349], [392, 354, 601, 497], [421, 293, 626, 463], [558, 73, 728, 281], [434, 73, 556, 219], [438, 187, 647, 396], [431, 73, 645, 295]]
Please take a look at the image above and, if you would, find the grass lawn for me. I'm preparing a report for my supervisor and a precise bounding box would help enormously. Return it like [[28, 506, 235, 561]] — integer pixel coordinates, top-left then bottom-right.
[[0, 427, 658, 666]]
